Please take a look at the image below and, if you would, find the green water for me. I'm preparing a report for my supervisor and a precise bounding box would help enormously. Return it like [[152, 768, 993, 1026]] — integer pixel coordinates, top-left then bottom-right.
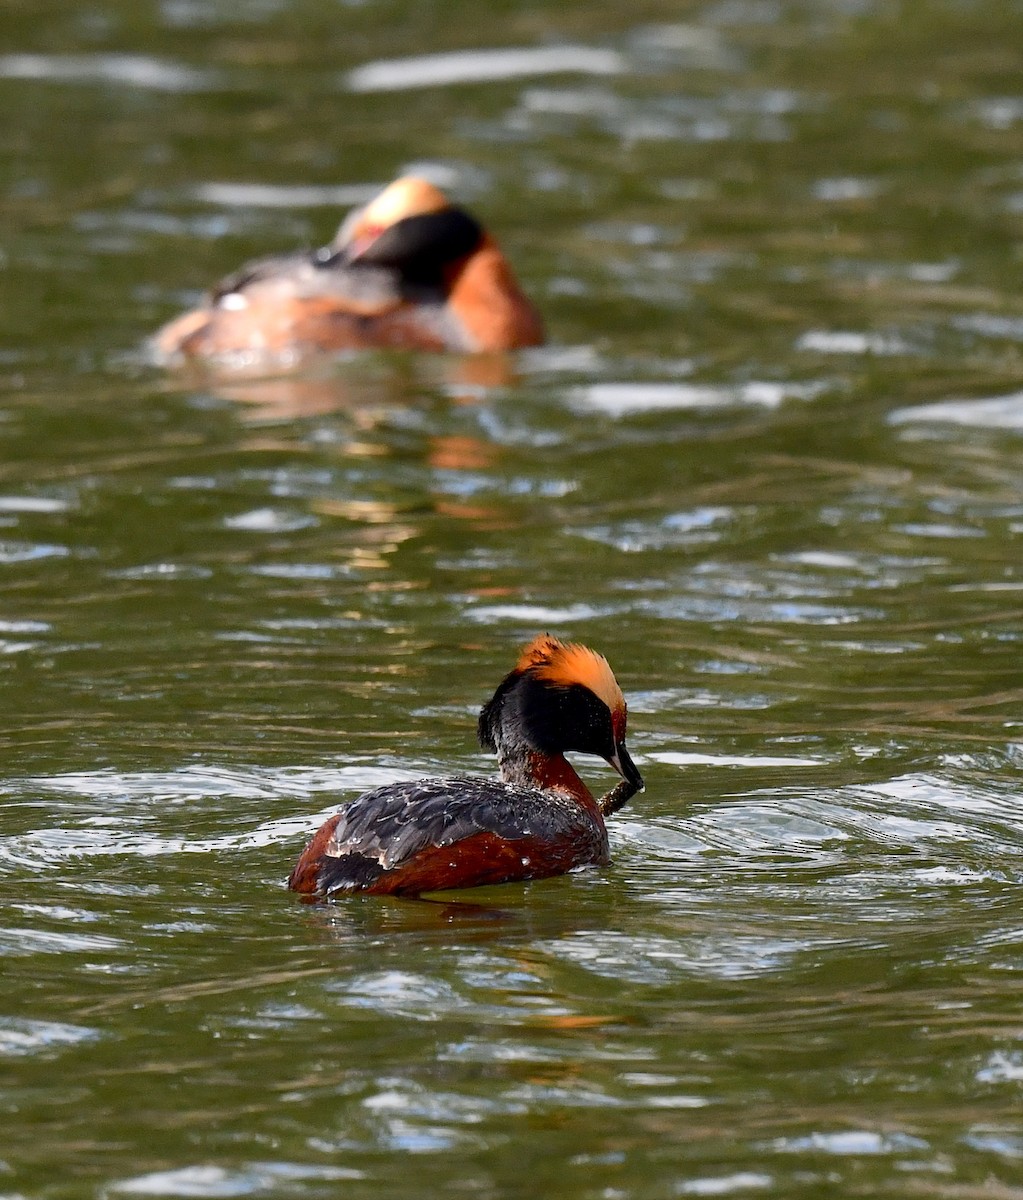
[[4, 1, 1023, 1196]]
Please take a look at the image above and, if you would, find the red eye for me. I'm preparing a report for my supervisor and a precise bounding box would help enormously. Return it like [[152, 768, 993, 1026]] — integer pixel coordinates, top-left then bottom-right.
[[348, 223, 386, 258]]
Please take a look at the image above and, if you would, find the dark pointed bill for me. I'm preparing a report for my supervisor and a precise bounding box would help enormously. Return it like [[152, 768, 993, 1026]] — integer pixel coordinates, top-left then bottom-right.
[[608, 742, 644, 792]]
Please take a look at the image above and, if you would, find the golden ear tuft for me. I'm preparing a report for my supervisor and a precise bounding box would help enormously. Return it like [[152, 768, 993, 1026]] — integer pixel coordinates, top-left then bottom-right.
[[360, 176, 452, 228], [514, 633, 567, 674], [514, 634, 625, 718]]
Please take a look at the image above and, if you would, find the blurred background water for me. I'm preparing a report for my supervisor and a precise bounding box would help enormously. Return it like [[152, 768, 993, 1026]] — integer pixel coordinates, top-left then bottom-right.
[[3, 0, 1023, 1196]]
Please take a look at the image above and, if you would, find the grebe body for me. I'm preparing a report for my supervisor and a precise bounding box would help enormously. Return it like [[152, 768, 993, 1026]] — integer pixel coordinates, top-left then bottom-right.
[[153, 176, 544, 363], [288, 635, 643, 899]]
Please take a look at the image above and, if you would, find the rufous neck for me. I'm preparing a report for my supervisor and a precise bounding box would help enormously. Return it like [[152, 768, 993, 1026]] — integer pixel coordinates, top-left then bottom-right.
[[444, 237, 544, 351], [497, 749, 598, 809]]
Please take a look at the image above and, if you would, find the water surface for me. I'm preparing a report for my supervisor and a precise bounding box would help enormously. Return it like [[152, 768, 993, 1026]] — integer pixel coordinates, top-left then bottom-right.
[[3, 1, 1023, 1197]]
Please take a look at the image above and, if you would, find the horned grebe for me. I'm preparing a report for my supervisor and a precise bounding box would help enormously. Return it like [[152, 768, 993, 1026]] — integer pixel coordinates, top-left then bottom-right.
[[288, 634, 643, 898], [153, 176, 544, 364]]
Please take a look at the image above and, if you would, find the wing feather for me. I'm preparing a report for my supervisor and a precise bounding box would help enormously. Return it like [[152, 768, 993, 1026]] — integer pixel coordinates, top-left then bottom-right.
[[323, 777, 600, 873], [211, 252, 433, 317]]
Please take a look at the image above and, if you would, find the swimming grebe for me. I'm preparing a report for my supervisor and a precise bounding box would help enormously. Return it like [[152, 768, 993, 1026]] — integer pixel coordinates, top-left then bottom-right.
[[288, 634, 644, 898], [152, 176, 544, 364]]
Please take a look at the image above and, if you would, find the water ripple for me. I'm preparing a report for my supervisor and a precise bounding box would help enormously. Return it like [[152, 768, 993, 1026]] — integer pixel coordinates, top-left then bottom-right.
[[768, 1131, 928, 1156], [13, 763, 417, 802], [463, 601, 611, 625], [346, 46, 626, 92], [107, 1163, 363, 1197], [190, 182, 378, 210], [544, 929, 818, 983], [796, 330, 915, 356], [0, 53, 217, 91], [0, 764, 428, 868], [0, 1016, 101, 1057], [568, 380, 826, 415], [0, 925, 125, 956], [890, 391, 1023, 431], [0, 540, 70, 563], [677, 1173, 772, 1196]]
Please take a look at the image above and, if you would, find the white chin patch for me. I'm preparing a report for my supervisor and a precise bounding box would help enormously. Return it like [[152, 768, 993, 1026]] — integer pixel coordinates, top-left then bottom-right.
[[219, 293, 249, 311]]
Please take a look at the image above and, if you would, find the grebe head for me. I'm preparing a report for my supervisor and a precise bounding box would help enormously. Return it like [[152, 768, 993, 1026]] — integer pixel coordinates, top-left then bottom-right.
[[478, 634, 644, 790], [329, 176, 483, 282]]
